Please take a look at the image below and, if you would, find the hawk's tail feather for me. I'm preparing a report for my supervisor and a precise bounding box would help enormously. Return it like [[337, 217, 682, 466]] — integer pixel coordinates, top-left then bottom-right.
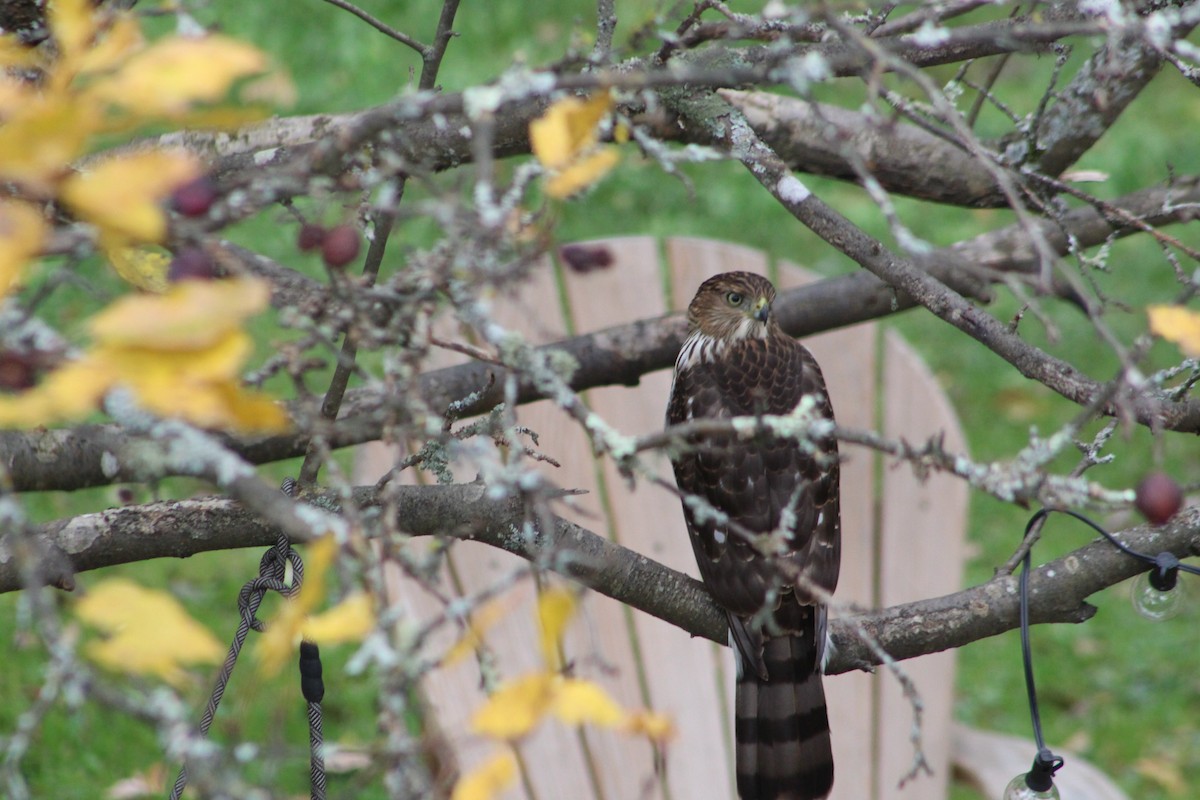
[[734, 634, 833, 800]]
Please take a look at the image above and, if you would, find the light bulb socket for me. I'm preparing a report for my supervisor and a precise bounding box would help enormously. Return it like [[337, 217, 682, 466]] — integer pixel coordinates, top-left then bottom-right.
[[1025, 749, 1063, 792], [1149, 552, 1180, 592]]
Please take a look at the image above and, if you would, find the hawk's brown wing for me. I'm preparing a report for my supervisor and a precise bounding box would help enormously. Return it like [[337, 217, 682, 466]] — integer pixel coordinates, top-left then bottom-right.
[[666, 333, 841, 625]]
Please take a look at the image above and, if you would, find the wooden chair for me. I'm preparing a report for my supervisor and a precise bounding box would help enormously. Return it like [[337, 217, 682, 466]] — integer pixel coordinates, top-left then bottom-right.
[[353, 237, 1122, 800]]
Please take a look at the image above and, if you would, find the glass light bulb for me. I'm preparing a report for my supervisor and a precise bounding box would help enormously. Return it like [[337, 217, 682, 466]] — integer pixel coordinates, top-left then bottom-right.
[[1003, 773, 1061, 800], [1131, 571, 1186, 621]]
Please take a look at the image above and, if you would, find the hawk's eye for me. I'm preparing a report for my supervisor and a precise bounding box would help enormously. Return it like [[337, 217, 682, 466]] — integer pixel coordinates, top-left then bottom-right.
[[726, 291, 744, 306]]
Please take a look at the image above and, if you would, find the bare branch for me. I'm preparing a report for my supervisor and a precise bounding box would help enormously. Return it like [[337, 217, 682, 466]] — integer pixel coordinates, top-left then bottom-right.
[[5, 484, 1197, 678]]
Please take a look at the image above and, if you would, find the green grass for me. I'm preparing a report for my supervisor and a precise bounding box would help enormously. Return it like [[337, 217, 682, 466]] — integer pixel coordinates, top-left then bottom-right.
[[3, 2, 1199, 798]]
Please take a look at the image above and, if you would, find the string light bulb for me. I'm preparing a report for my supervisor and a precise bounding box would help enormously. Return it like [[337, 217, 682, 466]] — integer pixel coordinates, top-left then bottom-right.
[[1131, 552, 1186, 621], [1003, 749, 1063, 800]]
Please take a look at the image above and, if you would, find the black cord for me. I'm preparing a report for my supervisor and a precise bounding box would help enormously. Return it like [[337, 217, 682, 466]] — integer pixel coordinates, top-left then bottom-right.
[[1015, 506, 1197, 792]]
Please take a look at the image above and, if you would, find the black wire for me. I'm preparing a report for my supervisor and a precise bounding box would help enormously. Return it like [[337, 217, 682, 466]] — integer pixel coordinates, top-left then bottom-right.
[[1038, 508, 1200, 576], [1018, 518, 1048, 753], [1015, 505, 1196, 786]]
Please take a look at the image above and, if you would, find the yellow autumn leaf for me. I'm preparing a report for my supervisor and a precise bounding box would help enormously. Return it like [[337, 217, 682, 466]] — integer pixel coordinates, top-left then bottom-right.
[[98, 330, 252, 384], [471, 673, 557, 739], [105, 245, 169, 292], [303, 593, 375, 643], [86, 36, 268, 117], [625, 709, 677, 742], [60, 150, 198, 243], [77, 14, 143, 76], [0, 36, 41, 70], [444, 598, 511, 667], [48, 0, 96, 65], [90, 278, 270, 349], [530, 93, 612, 169], [196, 382, 290, 432], [76, 578, 223, 686], [1148, 305, 1200, 358], [451, 752, 518, 800], [544, 148, 619, 199], [0, 97, 95, 189], [0, 359, 112, 427], [258, 535, 334, 676], [0, 201, 47, 297], [552, 678, 626, 727], [536, 587, 576, 670]]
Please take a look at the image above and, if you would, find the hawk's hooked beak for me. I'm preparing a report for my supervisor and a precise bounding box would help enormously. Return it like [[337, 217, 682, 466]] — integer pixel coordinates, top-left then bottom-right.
[[752, 297, 770, 323]]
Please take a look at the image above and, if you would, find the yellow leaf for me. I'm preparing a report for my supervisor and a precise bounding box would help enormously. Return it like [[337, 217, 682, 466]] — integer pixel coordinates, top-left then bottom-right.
[[0, 35, 42, 70], [536, 587, 575, 669], [0, 97, 95, 189], [48, 0, 96, 64], [77, 14, 143, 75], [0, 359, 112, 428], [444, 598, 510, 667], [530, 93, 612, 169], [625, 709, 677, 742], [451, 752, 517, 800], [86, 35, 267, 116], [105, 245, 169, 292], [60, 150, 198, 243], [303, 593, 374, 644], [0, 201, 47, 297], [98, 330, 252, 384], [202, 382, 290, 433], [89, 278, 270, 349], [1148, 305, 1200, 357], [544, 147, 618, 199], [551, 678, 626, 728], [76, 578, 223, 686], [471, 673, 557, 739]]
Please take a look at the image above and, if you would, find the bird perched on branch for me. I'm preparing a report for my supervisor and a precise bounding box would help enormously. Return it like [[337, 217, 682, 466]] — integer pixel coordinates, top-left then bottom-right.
[[666, 272, 841, 800]]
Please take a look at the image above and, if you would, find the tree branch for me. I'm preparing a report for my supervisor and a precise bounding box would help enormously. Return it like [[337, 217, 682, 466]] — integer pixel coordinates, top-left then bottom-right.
[[669, 90, 1200, 433], [7, 172, 1200, 494], [4, 483, 1197, 676]]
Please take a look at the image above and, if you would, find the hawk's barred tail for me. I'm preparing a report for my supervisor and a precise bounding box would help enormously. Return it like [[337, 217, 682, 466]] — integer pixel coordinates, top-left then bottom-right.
[[734, 634, 833, 800]]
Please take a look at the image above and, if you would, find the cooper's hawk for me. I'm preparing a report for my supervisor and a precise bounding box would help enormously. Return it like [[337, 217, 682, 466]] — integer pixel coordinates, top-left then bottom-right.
[[666, 272, 841, 800]]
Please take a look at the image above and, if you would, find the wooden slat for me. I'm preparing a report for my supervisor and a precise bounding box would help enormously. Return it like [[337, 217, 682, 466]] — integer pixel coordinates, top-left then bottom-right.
[[874, 331, 968, 800], [563, 236, 734, 800]]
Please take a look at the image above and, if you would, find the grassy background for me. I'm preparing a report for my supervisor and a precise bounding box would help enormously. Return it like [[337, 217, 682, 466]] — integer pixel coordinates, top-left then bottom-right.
[[3, 1, 1199, 798]]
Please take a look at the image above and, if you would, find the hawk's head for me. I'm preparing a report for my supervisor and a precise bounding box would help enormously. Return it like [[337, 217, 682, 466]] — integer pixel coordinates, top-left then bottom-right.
[[686, 271, 777, 342]]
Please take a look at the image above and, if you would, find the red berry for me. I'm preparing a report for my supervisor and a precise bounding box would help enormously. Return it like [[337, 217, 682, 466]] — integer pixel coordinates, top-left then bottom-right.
[[170, 176, 219, 217], [321, 224, 360, 268], [559, 243, 614, 274], [0, 351, 37, 391], [298, 223, 327, 252], [1135, 472, 1183, 525], [168, 247, 215, 282]]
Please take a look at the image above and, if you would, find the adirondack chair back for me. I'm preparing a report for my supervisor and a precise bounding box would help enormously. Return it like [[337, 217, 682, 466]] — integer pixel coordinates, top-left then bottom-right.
[[354, 237, 969, 800]]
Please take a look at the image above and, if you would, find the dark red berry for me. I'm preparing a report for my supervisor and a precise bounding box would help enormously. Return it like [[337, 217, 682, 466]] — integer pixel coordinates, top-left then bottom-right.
[[1135, 472, 1183, 525], [297, 223, 327, 252], [321, 224, 360, 268], [168, 247, 215, 282], [170, 176, 219, 217], [559, 243, 614, 274], [116, 487, 136, 505], [0, 351, 37, 391]]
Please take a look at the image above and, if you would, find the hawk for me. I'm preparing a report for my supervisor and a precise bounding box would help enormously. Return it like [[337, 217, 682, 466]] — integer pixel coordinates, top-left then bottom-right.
[[666, 272, 841, 800]]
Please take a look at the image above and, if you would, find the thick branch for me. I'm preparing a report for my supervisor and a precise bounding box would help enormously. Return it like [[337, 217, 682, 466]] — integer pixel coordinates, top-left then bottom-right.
[[3, 484, 1197, 676], [7, 173, 1200, 493]]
